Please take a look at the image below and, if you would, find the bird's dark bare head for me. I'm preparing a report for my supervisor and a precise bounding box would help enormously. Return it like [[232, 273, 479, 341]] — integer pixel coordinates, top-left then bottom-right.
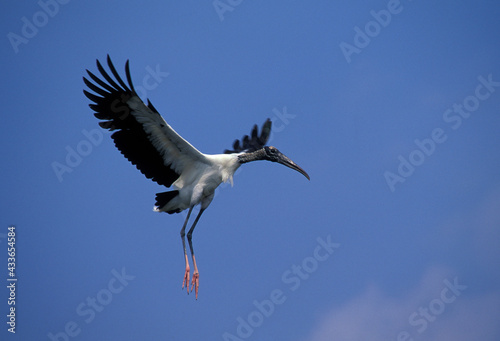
[[263, 146, 310, 180], [263, 146, 282, 161]]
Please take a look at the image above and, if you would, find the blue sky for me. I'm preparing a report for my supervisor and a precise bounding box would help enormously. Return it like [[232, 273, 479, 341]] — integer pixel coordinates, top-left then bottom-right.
[[1, 1, 500, 340]]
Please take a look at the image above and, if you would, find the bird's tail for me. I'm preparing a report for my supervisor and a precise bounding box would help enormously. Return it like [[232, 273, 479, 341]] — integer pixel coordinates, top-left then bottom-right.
[[154, 190, 181, 214]]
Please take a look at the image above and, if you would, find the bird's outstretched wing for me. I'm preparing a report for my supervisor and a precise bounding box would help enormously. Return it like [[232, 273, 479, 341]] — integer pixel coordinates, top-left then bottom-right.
[[83, 55, 208, 187], [224, 119, 272, 154]]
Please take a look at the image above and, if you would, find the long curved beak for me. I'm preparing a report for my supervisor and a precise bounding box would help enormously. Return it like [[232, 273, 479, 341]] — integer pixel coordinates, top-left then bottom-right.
[[276, 153, 310, 180]]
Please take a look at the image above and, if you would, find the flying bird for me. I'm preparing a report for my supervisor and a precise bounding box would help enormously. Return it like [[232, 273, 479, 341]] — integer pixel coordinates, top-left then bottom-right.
[[83, 56, 310, 299]]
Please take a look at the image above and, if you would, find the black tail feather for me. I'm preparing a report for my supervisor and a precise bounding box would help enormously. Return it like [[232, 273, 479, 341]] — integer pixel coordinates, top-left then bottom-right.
[[155, 191, 180, 214]]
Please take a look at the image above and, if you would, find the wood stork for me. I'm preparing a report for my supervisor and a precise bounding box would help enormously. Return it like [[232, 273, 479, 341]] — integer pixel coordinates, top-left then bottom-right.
[[83, 56, 310, 299]]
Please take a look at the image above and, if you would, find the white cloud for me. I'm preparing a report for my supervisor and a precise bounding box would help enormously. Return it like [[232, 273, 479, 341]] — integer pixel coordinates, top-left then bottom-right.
[[304, 266, 500, 341], [304, 186, 500, 341]]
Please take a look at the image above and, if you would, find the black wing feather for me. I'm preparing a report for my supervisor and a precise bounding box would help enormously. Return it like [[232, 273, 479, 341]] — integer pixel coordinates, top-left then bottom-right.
[[95, 59, 123, 91], [224, 118, 272, 154], [106, 55, 131, 91], [83, 77, 110, 97], [83, 55, 180, 187], [86, 69, 116, 93]]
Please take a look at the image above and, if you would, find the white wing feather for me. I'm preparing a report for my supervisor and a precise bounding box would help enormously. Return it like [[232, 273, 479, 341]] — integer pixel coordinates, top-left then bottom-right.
[[127, 96, 209, 177]]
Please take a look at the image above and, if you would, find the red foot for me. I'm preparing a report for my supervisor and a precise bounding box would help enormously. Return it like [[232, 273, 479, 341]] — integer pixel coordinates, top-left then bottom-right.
[[191, 272, 199, 299], [182, 267, 190, 294]]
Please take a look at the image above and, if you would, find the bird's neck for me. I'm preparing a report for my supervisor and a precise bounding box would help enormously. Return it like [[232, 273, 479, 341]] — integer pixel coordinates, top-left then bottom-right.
[[237, 148, 267, 164]]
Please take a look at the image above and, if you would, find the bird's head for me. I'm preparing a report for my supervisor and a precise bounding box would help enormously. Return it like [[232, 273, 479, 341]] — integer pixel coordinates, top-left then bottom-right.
[[263, 146, 310, 180]]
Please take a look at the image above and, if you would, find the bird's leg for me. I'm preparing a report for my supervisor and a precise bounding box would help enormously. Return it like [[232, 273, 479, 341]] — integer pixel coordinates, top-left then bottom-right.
[[187, 208, 205, 299], [180, 206, 194, 294]]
